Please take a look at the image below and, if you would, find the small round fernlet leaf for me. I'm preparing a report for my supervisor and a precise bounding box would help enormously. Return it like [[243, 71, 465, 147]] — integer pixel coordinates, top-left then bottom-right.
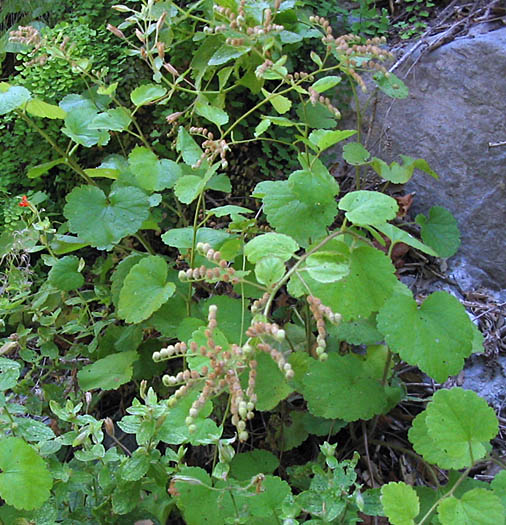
[[0, 437, 52, 510]]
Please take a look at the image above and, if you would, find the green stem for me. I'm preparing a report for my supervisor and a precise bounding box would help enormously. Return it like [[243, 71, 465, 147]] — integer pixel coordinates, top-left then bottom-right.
[[417, 466, 472, 525], [134, 233, 155, 255], [381, 349, 393, 386], [349, 76, 363, 190], [263, 229, 347, 317], [187, 192, 205, 315], [17, 111, 94, 185], [3, 404, 18, 437]]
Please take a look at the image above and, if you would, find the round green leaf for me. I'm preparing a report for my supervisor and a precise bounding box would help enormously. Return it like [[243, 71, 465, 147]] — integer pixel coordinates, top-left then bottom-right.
[[255, 163, 339, 246], [229, 449, 280, 481], [415, 206, 461, 258], [64, 185, 150, 250], [90, 107, 132, 131], [199, 296, 252, 344], [377, 291, 474, 383], [255, 256, 286, 286], [245, 232, 299, 263], [48, 255, 84, 291], [491, 470, 506, 510], [311, 75, 342, 93], [62, 108, 110, 147], [117, 255, 176, 323], [235, 475, 291, 518], [120, 448, 150, 481], [0, 437, 52, 510], [175, 467, 235, 525], [308, 129, 356, 151], [381, 482, 420, 525], [305, 252, 349, 283], [161, 227, 232, 250], [409, 410, 464, 469], [373, 71, 409, 99], [342, 142, 371, 165], [130, 84, 167, 106], [174, 175, 204, 204], [128, 146, 181, 191], [209, 44, 250, 65], [25, 98, 66, 119], [425, 388, 498, 467], [302, 353, 391, 421], [339, 190, 398, 225], [437, 488, 504, 525], [0, 84, 31, 115], [253, 351, 293, 411], [291, 245, 398, 320], [195, 101, 229, 127], [111, 253, 146, 307], [77, 351, 138, 391], [0, 357, 21, 391]]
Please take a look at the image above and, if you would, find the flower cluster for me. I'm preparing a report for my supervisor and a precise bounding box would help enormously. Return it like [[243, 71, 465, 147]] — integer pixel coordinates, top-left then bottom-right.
[[9, 25, 41, 49], [153, 305, 294, 442], [307, 295, 342, 361], [309, 16, 392, 91], [206, 2, 284, 40], [189, 127, 230, 169], [251, 292, 270, 314], [178, 242, 240, 285], [308, 87, 342, 118], [9, 26, 47, 67]]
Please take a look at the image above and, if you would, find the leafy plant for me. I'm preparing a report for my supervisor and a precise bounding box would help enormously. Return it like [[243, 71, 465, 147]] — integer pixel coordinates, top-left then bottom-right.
[[0, 0, 503, 523], [394, 0, 435, 39]]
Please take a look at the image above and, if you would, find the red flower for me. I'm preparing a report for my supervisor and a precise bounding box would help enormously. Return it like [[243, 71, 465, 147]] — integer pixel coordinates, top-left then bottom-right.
[[19, 195, 30, 207]]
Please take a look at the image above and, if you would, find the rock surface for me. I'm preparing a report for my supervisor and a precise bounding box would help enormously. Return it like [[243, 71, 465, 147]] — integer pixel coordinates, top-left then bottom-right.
[[461, 354, 506, 412], [361, 27, 506, 297]]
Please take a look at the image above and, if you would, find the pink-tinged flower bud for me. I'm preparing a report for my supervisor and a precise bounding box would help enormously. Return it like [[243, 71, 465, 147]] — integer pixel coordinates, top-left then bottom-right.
[[135, 28, 145, 43], [163, 62, 179, 76], [156, 12, 167, 33], [157, 41, 165, 59], [107, 24, 126, 39], [112, 4, 131, 13], [104, 417, 115, 438]]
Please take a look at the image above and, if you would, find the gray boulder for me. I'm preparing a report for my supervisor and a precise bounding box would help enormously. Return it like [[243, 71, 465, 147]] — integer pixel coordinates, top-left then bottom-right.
[[360, 27, 506, 297]]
